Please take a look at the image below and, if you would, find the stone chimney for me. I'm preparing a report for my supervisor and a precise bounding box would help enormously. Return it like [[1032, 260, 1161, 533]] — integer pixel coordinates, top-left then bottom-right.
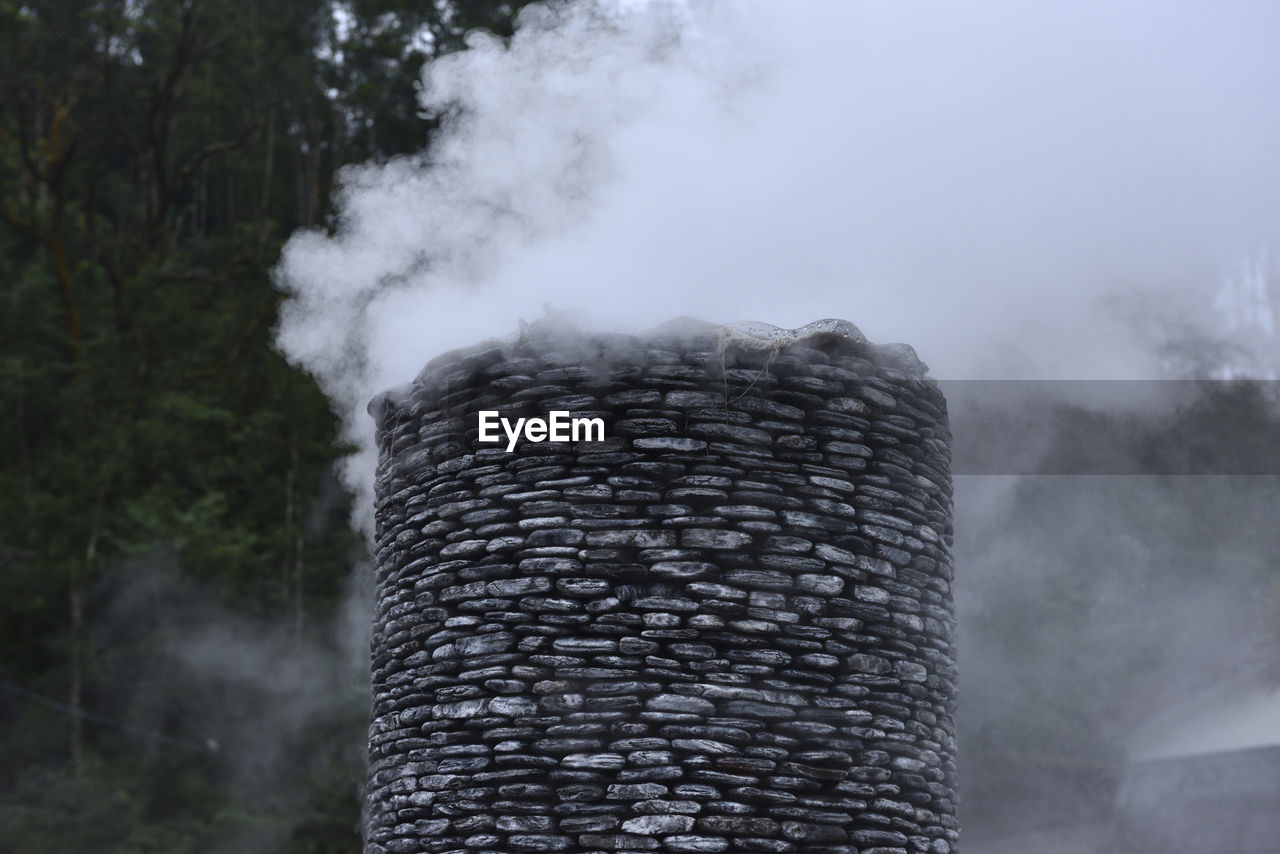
[[366, 319, 957, 854]]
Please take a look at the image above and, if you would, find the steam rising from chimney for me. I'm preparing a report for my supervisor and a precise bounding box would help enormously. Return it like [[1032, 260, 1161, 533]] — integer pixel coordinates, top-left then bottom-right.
[[272, 4, 1280, 843], [274, 0, 1280, 527]]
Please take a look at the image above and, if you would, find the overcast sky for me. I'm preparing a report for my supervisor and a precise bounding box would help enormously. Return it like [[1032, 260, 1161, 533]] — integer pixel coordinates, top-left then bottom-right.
[[276, 0, 1280, 511], [270, 5, 1280, 826]]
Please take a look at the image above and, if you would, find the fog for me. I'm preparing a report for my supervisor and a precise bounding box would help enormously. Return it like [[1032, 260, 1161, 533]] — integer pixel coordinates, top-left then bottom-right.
[[273, 0, 1280, 848], [82, 554, 372, 852]]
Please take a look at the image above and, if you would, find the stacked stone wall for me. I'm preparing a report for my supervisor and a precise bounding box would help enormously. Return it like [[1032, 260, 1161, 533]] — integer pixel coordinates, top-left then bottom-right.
[[367, 320, 957, 854]]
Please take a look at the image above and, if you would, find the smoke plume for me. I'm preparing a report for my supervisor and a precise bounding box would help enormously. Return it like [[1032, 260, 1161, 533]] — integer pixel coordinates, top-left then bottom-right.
[[274, 0, 1280, 846], [276, 0, 1280, 520]]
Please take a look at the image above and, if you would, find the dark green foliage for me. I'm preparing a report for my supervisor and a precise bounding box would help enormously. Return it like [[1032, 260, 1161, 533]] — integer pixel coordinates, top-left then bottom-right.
[[0, 1, 537, 850]]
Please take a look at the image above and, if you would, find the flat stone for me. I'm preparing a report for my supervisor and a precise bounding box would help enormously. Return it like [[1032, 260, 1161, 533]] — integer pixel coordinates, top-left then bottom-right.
[[848, 829, 910, 846], [489, 696, 538, 717], [579, 834, 660, 850], [696, 816, 780, 835], [651, 561, 718, 579], [586, 529, 678, 548], [497, 816, 556, 832], [848, 654, 892, 674], [607, 782, 670, 800], [722, 570, 792, 589], [634, 437, 709, 452], [663, 834, 730, 853], [563, 753, 626, 770], [681, 529, 753, 550], [632, 799, 703, 815], [559, 815, 621, 833], [508, 834, 573, 851], [647, 693, 717, 715], [796, 574, 843, 594], [623, 815, 697, 835], [487, 578, 552, 596], [671, 738, 740, 755]]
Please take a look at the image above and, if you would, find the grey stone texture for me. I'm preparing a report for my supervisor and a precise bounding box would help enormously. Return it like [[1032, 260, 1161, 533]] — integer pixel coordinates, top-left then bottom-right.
[[366, 319, 957, 853]]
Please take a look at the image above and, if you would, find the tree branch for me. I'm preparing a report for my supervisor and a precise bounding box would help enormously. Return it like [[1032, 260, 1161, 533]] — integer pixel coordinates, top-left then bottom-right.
[[172, 117, 264, 186]]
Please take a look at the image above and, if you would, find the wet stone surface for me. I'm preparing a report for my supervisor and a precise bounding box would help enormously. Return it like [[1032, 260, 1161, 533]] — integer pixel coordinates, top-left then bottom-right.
[[366, 320, 957, 854]]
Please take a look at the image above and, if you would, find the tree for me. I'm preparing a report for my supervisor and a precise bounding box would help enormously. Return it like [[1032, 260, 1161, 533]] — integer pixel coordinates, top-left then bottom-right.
[[0, 1, 537, 850]]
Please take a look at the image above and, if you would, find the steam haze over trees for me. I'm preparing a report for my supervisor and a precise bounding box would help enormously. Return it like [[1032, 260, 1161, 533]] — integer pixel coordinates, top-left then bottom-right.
[[0, 2, 540, 849]]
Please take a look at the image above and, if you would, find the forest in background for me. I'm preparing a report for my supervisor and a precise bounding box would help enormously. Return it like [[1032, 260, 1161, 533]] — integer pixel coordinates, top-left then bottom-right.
[[4, 1, 1280, 852], [0, 2, 539, 850]]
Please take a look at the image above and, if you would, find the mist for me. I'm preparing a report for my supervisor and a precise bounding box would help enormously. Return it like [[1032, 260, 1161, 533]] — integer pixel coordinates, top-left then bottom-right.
[[87, 556, 372, 853], [277, 0, 1280, 490], [276, 0, 1280, 520], [273, 0, 1280, 848]]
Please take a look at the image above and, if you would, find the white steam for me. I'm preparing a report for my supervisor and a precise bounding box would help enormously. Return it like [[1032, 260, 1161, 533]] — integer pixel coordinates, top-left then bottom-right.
[[271, 1, 1280, 842], [275, 0, 1280, 521]]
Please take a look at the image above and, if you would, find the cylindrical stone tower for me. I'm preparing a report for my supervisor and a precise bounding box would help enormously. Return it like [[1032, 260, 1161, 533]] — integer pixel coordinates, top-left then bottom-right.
[[366, 318, 957, 854]]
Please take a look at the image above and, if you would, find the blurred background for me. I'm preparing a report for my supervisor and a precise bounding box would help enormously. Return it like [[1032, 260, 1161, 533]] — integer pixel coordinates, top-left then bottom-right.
[[0, 3, 540, 850], [3, 2, 1279, 852]]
